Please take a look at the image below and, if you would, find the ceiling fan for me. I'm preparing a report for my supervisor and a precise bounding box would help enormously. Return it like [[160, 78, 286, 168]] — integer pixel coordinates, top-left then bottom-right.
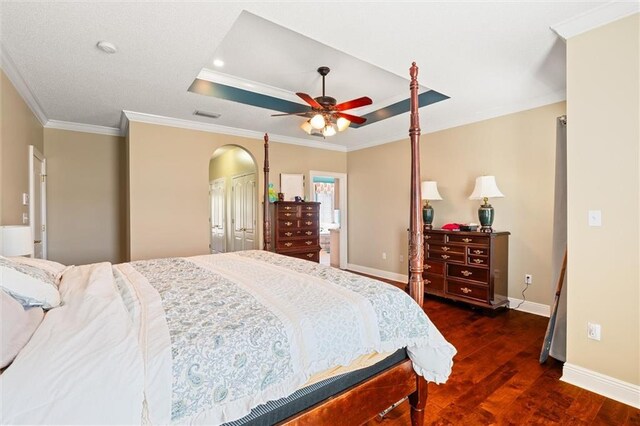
[[272, 66, 372, 137]]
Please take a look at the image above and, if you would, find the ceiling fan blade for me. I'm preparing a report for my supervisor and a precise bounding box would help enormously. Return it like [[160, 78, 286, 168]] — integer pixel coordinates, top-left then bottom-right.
[[271, 112, 310, 117], [336, 112, 367, 125], [335, 96, 372, 111], [296, 92, 323, 109]]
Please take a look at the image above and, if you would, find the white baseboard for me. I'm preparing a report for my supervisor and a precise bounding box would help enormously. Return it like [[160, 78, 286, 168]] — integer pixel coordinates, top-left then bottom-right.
[[562, 362, 640, 409], [508, 297, 550, 317], [346, 263, 408, 284]]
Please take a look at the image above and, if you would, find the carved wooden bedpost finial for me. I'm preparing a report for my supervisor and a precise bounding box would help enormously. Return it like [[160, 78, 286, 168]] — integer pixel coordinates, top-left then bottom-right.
[[263, 133, 272, 251]]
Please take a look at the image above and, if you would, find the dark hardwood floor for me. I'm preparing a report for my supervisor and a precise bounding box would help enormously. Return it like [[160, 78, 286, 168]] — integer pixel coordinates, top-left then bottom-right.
[[361, 290, 640, 425]]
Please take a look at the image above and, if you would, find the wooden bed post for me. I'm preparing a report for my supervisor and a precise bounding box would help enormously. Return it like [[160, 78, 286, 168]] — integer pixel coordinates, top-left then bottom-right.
[[408, 62, 428, 426], [263, 133, 272, 251]]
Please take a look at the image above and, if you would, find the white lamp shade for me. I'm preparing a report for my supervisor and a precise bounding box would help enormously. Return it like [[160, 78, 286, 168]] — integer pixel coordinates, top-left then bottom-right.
[[322, 124, 337, 137], [336, 116, 351, 132], [469, 176, 505, 200], [300, 120, 313, 134], [0, 226, 33, 256], [310, 114, 325, 130], [421, 181, 442, 201]]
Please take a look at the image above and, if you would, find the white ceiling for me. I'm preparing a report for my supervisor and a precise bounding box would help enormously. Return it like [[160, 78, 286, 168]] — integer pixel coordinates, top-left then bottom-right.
[[0, 1, 613, 150]]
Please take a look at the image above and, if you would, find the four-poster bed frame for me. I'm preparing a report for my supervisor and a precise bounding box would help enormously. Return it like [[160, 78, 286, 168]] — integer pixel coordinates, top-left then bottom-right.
[[261, 63, 428, 426]]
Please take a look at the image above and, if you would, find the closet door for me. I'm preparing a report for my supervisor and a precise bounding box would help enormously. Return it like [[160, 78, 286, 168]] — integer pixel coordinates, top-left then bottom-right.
[[231, 173, 257, 251], [232, 176, 245, 251], [210, 178, 225, 253]]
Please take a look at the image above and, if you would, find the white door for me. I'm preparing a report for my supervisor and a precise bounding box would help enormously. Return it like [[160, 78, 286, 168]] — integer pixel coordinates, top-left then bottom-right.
[[210, 178, 225, 253], [231, 173, 257, 251], [29, 146, 47, 259]]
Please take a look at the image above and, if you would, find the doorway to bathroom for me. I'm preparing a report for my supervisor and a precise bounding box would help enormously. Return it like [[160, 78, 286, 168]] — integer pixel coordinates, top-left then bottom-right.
[[309, 171, 347, 269]]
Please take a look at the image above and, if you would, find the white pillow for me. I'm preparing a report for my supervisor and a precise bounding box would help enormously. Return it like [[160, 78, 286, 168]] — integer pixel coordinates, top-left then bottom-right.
[[1, 290, 44, 368], [8, 256, 68, 285], [0, 257, 61, 309]]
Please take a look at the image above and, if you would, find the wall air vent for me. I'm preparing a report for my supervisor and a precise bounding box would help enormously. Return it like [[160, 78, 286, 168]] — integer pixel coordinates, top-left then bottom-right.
[[194, 110, 221, 119]]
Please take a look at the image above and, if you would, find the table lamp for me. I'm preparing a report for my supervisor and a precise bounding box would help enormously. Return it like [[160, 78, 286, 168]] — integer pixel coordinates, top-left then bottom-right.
[[469, 176, 504, 233], [0, 225, 33, 257], [421, 181, 443, 230]]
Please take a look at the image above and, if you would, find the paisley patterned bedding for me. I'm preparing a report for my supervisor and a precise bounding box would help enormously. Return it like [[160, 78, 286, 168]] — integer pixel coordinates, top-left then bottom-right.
[[123, 250, 456, 425]]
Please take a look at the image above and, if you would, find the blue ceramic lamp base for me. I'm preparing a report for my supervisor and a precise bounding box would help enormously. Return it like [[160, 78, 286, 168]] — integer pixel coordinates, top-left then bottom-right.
[[478, 203, 494, 233], [423, 205, 434, 229]]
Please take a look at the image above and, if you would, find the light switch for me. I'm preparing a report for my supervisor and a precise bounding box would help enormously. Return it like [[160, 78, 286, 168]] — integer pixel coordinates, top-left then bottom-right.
[[22, 193, 29, 206], [588, 210, 602, 227]]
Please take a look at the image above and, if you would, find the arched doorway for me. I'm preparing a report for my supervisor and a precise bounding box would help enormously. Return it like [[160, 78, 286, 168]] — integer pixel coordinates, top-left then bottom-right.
[[209, 145, 258, 253]]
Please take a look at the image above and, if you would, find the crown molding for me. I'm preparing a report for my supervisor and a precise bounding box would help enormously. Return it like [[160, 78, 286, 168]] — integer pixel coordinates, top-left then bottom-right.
[[0, 45, 48, 126], [551, 1, 640, 40], [44, 120, 123, 137], [122, 110, 347, 152]]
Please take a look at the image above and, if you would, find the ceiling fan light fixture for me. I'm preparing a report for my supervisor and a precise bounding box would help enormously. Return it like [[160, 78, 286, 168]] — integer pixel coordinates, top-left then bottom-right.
[[336, 117, 351, 131], [310, 113, 325, 130], [322, 124, 337, 137], [300, 120, 313, 134]]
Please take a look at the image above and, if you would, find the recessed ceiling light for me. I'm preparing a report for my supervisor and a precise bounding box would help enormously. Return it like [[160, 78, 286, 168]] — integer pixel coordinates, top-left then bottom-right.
[[96, 41, 117, 54], [213, 59, 224, 67]]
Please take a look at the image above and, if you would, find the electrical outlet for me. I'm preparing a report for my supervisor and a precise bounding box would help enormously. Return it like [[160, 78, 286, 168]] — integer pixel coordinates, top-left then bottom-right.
[[382, 252, 387, 260], [587, 322, 601, 341], [525, 274, 532, 285]]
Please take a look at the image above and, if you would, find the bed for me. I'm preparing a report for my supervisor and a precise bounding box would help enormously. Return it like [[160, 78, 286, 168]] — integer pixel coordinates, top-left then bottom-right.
[[1, 63, 455, 425]]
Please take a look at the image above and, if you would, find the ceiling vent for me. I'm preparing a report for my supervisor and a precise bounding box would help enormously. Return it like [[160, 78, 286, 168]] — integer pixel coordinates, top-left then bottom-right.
[[194, 110, 221, 119]]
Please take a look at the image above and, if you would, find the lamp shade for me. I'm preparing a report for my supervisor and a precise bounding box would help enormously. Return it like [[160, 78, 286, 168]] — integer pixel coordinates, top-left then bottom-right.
[[469, 176, 504, 200], [421, 181, 443, 201], [0, 225, 33, 256]]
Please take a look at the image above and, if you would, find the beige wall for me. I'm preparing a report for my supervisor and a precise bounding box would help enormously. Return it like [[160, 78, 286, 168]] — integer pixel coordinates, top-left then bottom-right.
[[348, 102, 565, 306], [0, 69, 43, 225], [43, 128, 127, 265], [128, 121, 346, 260], [566, 14, 639, 385]]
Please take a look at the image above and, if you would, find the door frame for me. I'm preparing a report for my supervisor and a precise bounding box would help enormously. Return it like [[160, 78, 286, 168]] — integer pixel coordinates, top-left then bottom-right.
[[28, 145, 47, 259], [309, 171, 348, 269]]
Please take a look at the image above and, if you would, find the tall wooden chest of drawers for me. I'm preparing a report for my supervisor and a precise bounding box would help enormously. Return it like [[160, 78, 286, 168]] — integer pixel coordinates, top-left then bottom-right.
[[270, 201, 321, 262], [423, 228, 509, 310]]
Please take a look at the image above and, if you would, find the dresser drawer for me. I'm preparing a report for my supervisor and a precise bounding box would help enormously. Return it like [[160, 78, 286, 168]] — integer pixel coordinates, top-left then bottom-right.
[[278, 238, 319, 250], [301, 204, 319, 213], [468, 247, 490, 256], [278, 204, 299, 213], [429, 251, 465, 263], [468, 255, 488, 267], [424, 274, 444, 293], [278, 210, 299, 219], [425, 233, 445, 243], [278, 219, 299, 229], [288, 250, 319, 262], [424, 260, 444, 275], [429, 243, 465, 255], [446, 280, 488, 302], [447, 264, 489, 283], [277, 229, 317, 239], [447, 234, 489, 246], [299, 219, 319, 229]]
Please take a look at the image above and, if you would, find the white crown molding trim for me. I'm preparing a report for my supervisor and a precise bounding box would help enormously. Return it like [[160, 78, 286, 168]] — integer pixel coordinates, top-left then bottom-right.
[[45, 119, 123, 137], [551, 1, 640, 40], [0, 45, 48, 126], [123, 110, 347, 152], [562, 362, 640, 409], [347, 89, 566, 152], [346, 263, 408, 284], [508, 297, 550, 317]]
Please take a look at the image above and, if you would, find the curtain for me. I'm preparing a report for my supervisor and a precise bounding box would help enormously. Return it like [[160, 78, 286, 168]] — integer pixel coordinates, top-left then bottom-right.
[[314, 183, 335, 226], [550, 115, 567, 361]]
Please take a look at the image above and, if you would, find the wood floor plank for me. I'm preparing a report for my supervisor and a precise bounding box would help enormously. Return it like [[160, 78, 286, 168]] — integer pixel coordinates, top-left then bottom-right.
[[357, 285, 640, 426]]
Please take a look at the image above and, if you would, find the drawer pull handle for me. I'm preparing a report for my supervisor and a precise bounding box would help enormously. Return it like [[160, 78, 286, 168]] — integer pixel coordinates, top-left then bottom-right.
[[305, 231, 312, 235], [305, 221, 312, 225], [285, 206, 292, 210], [462, 238, 472, 243], [425, 235, 431, 240], [425, 264, 431, 270], [473, 250, 483, 254], [284, 213, 292, 217], [442, 246, 450, 252], [285, 242, 293, 247], [305, 241, 313, 245], [285, 232, 293, 236], [425, 279, 431, 285], [306, 253, 314, 258], [473, 259, 483, 264], [461, 287, 472, 294], [441, 254, 450, 260], [306, 207, 313, 210], [285, 222, 292, 226], [461, 270, 473, 277]]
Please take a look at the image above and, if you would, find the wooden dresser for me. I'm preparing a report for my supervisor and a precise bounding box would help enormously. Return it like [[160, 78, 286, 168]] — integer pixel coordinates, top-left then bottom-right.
[[423, 228, 509, 310], [270, 201, 321, 262]]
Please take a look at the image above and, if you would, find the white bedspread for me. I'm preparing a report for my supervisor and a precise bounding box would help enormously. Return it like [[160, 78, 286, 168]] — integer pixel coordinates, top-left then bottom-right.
[[0, 251, 456, 425]]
